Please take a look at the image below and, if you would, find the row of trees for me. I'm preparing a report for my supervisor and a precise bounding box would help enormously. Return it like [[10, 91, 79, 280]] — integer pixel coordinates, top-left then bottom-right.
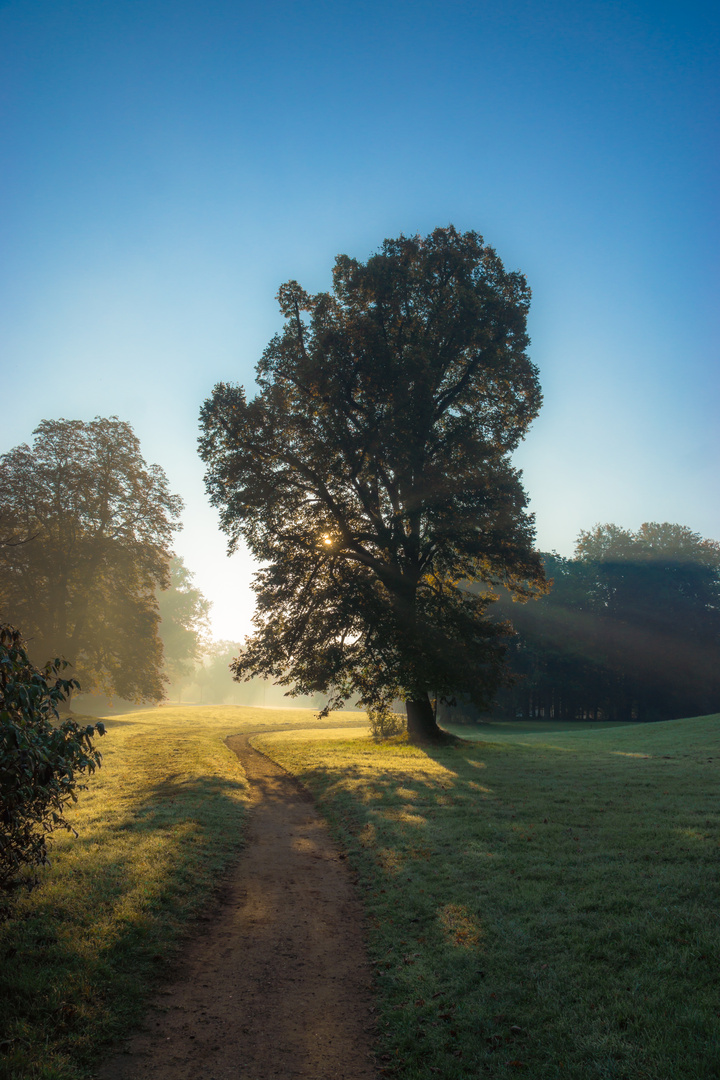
[[485, 522, 720, 723]]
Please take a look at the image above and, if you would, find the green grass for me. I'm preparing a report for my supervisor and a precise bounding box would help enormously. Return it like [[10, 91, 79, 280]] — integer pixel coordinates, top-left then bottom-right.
[[255, 714, 720, 1080], [0, 705, 365, 1080], [3, 707, 719, 1080]]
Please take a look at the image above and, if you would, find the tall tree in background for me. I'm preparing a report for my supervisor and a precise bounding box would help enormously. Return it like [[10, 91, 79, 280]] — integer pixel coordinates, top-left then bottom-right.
[[200, 227, 546, 738], [157, 556, 212, 688], [0, 418, 183, 702], [193, 640, 248, 704]]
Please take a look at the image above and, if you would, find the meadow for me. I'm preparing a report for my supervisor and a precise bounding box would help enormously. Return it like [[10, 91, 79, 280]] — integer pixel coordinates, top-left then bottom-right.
[[1, 706, 718, 1079], [0, 705, 359, 1080], [256, 713, 720, 1080]]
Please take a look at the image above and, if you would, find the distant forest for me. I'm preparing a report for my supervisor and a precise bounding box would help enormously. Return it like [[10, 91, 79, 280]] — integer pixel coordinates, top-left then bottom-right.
[[450, 522, 720, 724]]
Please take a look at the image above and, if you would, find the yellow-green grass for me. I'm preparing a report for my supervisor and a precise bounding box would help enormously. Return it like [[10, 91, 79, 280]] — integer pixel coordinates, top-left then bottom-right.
[[0, 705, 365, 1080], [255, 715, 720, 1080]]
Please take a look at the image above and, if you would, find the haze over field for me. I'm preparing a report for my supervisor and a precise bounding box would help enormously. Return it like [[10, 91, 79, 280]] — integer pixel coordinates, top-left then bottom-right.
[[1, 0, 717, 641]]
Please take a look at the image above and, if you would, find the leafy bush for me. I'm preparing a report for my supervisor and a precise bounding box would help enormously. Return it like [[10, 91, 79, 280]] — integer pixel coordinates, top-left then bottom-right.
[[367, 705, 406, 740], [0, 624, 105, 890]]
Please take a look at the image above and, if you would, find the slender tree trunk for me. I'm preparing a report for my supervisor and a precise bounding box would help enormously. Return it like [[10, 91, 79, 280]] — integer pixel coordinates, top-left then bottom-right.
[[406, 694, 441, 740]]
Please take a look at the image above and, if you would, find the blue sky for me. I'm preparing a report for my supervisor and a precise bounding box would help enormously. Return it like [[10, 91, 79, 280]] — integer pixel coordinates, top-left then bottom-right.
[[1, 0, 718, 640]]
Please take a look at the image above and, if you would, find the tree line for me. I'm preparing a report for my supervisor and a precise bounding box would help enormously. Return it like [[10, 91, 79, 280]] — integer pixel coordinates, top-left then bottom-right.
[[462, 522, 720, 724]]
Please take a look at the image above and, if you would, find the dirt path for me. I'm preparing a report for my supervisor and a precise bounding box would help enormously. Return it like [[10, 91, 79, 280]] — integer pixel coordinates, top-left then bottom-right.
[[98, 732, 377, 1080]]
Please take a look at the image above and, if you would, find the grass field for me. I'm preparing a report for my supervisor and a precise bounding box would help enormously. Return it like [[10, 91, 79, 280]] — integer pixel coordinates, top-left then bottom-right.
[[255, 713, 720, 1080], [2, 707, 718, 1080], [0, 705, 364, 1080]]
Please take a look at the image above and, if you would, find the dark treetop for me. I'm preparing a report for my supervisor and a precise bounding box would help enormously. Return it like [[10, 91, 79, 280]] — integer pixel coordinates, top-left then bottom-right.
[[199, 227, 546, 738]]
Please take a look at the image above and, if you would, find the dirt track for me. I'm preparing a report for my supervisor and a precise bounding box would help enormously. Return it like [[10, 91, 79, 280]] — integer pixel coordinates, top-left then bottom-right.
[[98, 731, 377, 1080]]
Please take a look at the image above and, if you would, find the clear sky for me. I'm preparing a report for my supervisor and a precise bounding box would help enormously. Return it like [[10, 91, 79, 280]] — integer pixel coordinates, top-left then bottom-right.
[[1, 0, 718, 641]]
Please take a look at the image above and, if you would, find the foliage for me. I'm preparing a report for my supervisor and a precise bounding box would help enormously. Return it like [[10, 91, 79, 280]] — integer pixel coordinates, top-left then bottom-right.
[[157, 556, 212, 686], [0, 625, 104, 891], [200, 226, 546, 739], [0, 417, 183, 702], [491, 523, 720, 721], [367, 704, 406, 740]]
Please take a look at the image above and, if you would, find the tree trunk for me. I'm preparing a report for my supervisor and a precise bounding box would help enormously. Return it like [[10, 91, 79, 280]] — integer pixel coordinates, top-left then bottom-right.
[[406, 695, 442, 740]]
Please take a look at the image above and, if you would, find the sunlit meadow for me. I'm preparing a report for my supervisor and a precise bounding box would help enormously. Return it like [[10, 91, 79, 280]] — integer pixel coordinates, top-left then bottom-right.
[[1, 707, 718, 1079], [256, 714, 720, 1079], [0, 706, 364, 1080]]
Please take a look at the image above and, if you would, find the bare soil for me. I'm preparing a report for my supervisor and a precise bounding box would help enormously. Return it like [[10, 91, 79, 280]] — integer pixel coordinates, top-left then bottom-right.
[[98, 732, 377, 1080]]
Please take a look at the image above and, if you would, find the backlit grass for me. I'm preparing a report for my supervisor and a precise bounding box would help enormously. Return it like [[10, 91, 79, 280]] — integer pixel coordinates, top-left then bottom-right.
[[3, 706, 718, 1079], [255, 715, 720, 1080], [0, 705, 364, 1080]]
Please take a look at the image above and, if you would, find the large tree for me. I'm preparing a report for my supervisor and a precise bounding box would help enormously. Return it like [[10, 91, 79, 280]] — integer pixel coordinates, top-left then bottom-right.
[[0, 418, 183, 701], [199, 227, 546, 738]]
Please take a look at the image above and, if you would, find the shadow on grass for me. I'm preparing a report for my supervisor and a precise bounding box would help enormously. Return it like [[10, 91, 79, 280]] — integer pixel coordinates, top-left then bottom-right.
[[274, 731, 720, 1080], [0, 773, 250, 1079]]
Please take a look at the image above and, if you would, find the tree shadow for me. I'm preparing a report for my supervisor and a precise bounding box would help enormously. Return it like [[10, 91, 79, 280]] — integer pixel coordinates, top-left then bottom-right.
[[0, 772, 251, 1072]]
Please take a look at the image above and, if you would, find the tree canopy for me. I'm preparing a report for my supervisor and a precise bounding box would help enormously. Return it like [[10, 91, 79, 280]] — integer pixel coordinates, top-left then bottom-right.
[[0, 417, 183, 702], [200, 227, 545, 738]]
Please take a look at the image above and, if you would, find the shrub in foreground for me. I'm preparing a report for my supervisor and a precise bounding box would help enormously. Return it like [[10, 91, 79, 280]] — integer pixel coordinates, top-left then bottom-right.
[[0, 624, 105, 890]]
